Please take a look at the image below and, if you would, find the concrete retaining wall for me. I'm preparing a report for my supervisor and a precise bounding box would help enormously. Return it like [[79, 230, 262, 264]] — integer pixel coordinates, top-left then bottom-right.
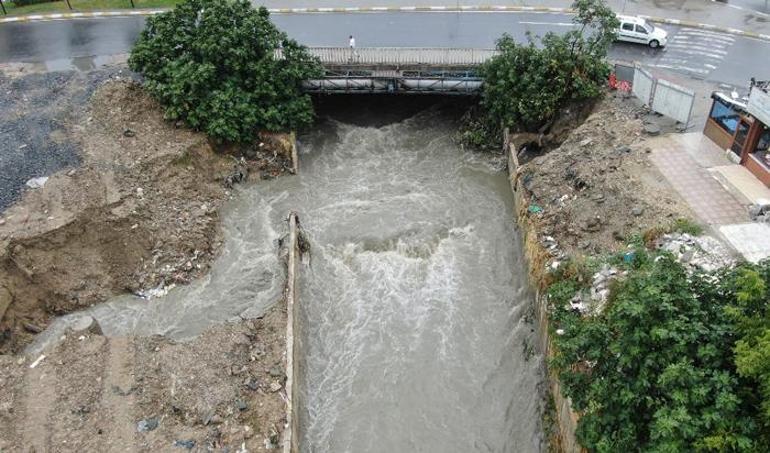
[[283, 212, 302, 453], [504, 133, 582, 453]]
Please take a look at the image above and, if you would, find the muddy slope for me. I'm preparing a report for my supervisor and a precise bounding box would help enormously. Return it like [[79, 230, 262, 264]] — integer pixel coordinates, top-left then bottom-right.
[[516, 93, 693, 256], [0, 75, 290, 353], [0, 302, 287, 452]]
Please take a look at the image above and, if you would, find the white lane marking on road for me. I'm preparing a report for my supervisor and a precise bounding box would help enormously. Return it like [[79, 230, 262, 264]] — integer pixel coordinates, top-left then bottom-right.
[[651, 64, 709, 74], [678, 29, 736, 40], [519, 21, 575, 26], [429, 6, 446, 10], [399, 6, 415, 10], [666, 43, 727, 54], [709, 0, 770, 18], [656, 26, 738, 76]]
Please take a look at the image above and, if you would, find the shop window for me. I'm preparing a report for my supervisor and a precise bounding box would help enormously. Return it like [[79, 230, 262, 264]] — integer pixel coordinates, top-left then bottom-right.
[[750, 124, 770, 169], [709, 98, 740, 135]]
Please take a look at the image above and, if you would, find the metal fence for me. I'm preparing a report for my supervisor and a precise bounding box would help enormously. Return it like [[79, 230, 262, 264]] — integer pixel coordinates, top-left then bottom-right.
[[632, 65, 656, 106], [651, 78, 695, 126], [296, 47, 499, 66], [621, 62, 695, 127]]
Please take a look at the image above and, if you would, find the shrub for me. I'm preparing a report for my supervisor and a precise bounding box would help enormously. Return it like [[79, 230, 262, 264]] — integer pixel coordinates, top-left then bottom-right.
[[461, 0, 618, 150], [550, 254, 770, 451], [128, 0, 323, 143]]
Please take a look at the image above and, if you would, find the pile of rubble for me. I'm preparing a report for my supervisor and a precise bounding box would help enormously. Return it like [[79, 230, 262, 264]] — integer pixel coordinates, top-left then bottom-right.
[[655, 233, 735, 272], [566, 264, 625, 317], [750, 201, 770, 223]]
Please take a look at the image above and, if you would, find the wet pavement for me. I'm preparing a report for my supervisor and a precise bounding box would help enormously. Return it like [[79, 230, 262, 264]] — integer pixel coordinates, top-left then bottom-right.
[[1, 12, 769, 87]]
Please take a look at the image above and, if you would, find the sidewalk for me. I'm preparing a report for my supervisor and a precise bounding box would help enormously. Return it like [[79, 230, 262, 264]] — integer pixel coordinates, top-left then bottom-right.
[[647, 132, 770, 263]]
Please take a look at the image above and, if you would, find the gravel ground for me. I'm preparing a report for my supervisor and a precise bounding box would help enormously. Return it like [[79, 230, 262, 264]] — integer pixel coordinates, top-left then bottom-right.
[[0, 69, 133, 212]]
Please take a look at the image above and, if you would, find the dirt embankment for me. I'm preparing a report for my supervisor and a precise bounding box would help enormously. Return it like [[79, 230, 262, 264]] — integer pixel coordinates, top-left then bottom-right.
[[0, 77, 292, 353], [515, 93, 692, 258], [0, 302, 287, 452]]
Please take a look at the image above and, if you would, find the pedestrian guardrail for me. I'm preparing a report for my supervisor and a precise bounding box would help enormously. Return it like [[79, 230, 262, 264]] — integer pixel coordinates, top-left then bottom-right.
[[277, 47, 499, 67]]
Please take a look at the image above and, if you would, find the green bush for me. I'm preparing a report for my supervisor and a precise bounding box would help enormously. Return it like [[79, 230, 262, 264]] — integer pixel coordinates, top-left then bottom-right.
[[128, 0, 323, 143], [550, 252, 770, 451], [466, 0, 618, 148]]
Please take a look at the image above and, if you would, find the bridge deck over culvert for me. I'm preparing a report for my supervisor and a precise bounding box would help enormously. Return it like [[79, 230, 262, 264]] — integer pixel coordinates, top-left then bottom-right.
[[289, 47, 499, 94]]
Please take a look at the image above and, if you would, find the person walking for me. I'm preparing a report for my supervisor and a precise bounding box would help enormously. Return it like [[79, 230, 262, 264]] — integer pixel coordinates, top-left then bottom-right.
[[348, 34, 358, 62]]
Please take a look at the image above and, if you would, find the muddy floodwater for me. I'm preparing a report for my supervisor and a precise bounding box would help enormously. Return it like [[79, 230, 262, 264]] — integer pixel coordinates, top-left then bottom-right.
[[33, 97, 544, 452]]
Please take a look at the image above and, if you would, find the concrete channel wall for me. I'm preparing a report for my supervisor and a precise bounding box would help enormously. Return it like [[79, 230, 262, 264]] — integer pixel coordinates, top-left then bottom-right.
[[283, 212, 302, 453], [504, 134, 582, 453]]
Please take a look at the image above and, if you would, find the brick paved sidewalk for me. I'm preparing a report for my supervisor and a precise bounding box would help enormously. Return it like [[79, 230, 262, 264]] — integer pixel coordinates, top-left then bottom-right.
[[648, 138, 748, 226]]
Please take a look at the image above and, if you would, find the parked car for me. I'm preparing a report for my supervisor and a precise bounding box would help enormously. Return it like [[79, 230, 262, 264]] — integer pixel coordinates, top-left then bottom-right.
[[616, 15, 668, 48]]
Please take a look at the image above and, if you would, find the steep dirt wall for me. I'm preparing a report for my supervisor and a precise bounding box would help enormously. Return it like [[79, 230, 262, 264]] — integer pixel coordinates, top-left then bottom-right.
[[506, 138, 582, 453]]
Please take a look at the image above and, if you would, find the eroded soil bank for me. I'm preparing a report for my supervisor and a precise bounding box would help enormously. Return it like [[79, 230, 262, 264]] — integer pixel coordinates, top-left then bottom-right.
[[510, 92, 706, 450], [0, 66, 293, 451], [0, 70, 290, 353]]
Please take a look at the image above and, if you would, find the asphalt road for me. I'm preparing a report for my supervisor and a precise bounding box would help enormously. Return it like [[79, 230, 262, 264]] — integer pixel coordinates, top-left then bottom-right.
[[0, 12, 769, 87]]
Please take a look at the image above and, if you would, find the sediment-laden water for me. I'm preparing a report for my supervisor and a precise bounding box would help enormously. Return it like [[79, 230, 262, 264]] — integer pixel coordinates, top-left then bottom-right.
[[32, 97, 544, 452]]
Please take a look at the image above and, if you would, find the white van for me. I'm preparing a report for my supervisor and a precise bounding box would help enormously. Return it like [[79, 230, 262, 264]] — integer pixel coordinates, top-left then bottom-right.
[[616, 15, 668, 48]]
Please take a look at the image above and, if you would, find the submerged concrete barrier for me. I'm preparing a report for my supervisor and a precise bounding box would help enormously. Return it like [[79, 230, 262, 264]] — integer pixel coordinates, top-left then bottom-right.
[[283, 211, 302, 453], [505, 133, 581, 453]]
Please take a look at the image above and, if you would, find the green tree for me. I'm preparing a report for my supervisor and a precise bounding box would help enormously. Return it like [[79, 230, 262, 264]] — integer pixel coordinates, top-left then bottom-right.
[[129, 0, 322, 143], [550, 255, 760, 452], [730, 267, 770, 444], [477, 0, 618, 133]]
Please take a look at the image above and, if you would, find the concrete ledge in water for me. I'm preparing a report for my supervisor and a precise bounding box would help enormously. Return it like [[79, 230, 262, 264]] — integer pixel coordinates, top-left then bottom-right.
[[282, 211, 301, 453]]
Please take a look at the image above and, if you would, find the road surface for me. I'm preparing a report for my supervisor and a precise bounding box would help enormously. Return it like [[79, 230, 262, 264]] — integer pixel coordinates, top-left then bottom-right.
[[0, 11, 768, 87]]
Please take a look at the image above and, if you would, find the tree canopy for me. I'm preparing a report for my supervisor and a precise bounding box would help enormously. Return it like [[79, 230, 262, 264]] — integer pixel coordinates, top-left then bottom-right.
[[478, 0, 618, 133], [550, 250, 770, 452], [129, 0, 322, 143]]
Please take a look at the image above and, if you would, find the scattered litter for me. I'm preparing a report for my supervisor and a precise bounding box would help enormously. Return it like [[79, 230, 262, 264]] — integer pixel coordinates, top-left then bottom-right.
[[25, 176, 49, 189], [137, 417, 159, 432], [173, 440, 196, 449], [528, 204, 543, 214], [29, 354, 46, 369]]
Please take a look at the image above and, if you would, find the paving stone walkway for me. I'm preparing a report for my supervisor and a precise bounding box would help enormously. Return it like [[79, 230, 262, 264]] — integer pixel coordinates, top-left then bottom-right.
[[649, 145, 749, 226]]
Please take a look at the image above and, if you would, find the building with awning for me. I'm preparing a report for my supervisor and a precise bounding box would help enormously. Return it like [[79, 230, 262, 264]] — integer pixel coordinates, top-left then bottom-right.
[[704, 80, 770, 186]]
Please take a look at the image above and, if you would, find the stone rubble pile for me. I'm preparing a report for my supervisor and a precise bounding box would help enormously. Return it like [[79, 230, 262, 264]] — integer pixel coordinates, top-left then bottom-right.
[[655, 233, 735, 272], [749, 201, 770, 223]]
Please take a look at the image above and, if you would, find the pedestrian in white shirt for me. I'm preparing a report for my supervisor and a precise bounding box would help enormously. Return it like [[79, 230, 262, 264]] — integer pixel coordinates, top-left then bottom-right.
[[349, 35, 358, 61]]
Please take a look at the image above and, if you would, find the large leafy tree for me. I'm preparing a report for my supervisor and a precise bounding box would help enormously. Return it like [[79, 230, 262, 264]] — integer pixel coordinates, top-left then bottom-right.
[[129, 0, 322, 143], [550, 255, 763, 452], [478, 0, 618, 132]]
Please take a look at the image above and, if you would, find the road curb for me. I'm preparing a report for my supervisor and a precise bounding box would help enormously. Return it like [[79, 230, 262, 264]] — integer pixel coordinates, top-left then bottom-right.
[[2, 5, 769, 42]]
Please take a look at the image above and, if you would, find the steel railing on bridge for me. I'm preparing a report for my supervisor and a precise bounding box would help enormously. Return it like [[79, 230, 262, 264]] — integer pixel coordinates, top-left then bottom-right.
[[276, 47, 498, 94], [305, 47, 499, 66]]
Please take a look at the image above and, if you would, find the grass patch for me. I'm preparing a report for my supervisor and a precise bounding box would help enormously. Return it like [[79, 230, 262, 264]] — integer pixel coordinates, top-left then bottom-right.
[[671, 217, 704, 235], [3, 0, 181, 16], [641, 217, 704, 247]]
